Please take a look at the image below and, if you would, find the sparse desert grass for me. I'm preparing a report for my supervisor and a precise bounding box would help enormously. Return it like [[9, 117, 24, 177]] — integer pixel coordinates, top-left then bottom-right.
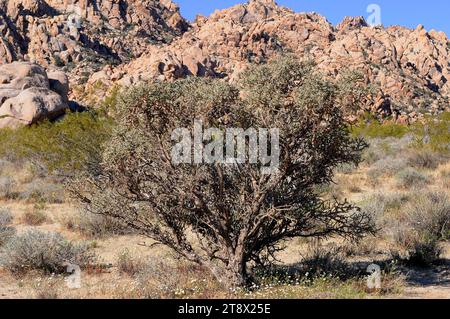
[[116, 249, 146, 277], [21, 209, 48, 226], [18, 180, 65, 204], [125, 261, 222, 299], [76, 211, 133, 238], [341, 237, 379, 257], [56, 207, 133, 238]]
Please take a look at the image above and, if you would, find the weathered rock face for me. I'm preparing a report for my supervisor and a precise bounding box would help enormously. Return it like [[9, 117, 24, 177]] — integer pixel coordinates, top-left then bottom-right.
[[0, 0, 188, 85], [0, 62, 68, 128], [1, 0, 449, 122], [91, 0, 448, 121]]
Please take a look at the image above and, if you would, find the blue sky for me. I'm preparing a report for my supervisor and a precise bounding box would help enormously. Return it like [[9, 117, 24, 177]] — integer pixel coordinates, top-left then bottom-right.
[[175, 0, 450, 36]]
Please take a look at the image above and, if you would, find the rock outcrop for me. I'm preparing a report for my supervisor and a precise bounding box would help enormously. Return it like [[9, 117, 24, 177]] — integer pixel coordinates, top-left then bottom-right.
[[0, 0, 188, 85], [0, 61, 68, 128], [90, 0, 448, 121], [0, 0, 449, 122]]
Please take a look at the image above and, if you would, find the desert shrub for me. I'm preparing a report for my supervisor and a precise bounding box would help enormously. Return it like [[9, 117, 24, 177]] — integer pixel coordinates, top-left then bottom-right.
[[58, 209, 132, 238], [405, 241, 442, 267], [0, 208, 15, 246], [18, 180, 65, 204], [0, 230, 95, 274], [34, 278, 60, 299], [366, 156, 408, 180], [403, 192, 450, 240], [411, 112, 450, 154], [395, 168, 429, 189], [390, 233, 442, 267], [76, 210, 133, 238], [22, 210, 48, 226], [74, 57, 374, 288], [341, 238, 378, 257], [116, 249, 146, 277], [0, 111, 113, 175], [335, 163, 357, 174], [387, 191, 449, 266], [359, 192, 412, 230], [352, 112, 450, 155], [407, 150, 443, 169], [0, 176, 18, 200], [351, 112, 450, 154], [298, 245, 355, 280], [362, 135, 415, 166], [351, 116, 410, 139]]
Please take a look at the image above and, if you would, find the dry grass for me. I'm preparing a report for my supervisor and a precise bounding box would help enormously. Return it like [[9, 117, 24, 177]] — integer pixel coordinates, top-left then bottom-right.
[[22, 210, 48, 226]]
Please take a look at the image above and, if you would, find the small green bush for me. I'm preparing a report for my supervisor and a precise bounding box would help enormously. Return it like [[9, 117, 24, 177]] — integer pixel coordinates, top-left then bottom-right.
[[411, 112, 450, 154], [0, 230, 95, 274], [352, 112, 450, 155], [0, 112, 113, 174], [351, 115, 410, 138]]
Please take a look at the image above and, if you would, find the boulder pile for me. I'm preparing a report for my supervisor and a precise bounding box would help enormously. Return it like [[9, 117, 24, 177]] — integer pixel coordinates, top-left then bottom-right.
[[0, 62, 69, 128]]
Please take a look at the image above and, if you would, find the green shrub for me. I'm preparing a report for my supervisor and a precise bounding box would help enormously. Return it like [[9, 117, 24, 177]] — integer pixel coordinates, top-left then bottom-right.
[[0, 230, 95, 274], [351, 115, 410, 138], [352, 112, 450, 155], [0, 112, 113, 174], [411, 112, 450, 154]]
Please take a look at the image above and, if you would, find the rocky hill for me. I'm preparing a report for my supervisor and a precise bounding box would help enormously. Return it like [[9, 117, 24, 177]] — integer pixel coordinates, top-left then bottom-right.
[[0, 0, 188, 81], [1, 0, 450, 126], [97, 0, 449, 122]]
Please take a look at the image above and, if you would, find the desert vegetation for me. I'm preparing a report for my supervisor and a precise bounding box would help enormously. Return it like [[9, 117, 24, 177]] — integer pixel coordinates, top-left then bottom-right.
[[0, 57, 448, 299]]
